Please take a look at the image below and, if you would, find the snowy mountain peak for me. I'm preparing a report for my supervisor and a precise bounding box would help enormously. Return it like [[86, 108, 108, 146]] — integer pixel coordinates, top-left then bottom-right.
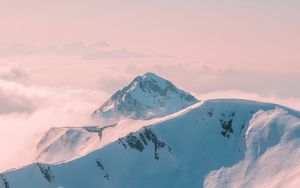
[[141, 72, 163, 80], [138, 72, 170, 88], [93, 72, 199, 122]]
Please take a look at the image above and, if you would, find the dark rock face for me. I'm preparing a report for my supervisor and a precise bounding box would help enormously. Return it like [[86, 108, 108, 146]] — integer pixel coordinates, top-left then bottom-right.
[[83, 123, 118, 141], [220, 112, 235, 138], [220, 119, 234, 138], [206, 108, 214, 117], [36, 163, 55, 183], [96, 160, 109, 180], [0, 173, 9, 188], [118, 128, 171, 160], [93, 72, 199, 122], [124, 133, 145, 152]]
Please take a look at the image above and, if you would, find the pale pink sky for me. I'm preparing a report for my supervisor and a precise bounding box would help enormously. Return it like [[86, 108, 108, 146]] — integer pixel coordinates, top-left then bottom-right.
[[0, 1, 299, 68], [0, 0, 299, 171], [0, 0, 299, 95]]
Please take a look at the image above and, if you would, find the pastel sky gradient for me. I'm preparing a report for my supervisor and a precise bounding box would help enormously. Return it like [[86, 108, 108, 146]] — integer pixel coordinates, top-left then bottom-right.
[[0, 0, 299, 171]]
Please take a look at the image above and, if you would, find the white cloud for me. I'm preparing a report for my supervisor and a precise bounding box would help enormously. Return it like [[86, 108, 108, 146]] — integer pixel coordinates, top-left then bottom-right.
[[0, 41, 109, 58], [81, 48, 148, 60], [0, 42, 154, 60], [0, 57, 299, 173], [0, 66, 27, 81], [198, 90, 300, 111], [0, 78, 107, 171], [0, 80, 39, 114]]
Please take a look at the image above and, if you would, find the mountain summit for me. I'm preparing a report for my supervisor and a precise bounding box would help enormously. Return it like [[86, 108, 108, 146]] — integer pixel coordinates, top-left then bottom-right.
[[92, 72, 199, 122], [35, 72, 199, 164]]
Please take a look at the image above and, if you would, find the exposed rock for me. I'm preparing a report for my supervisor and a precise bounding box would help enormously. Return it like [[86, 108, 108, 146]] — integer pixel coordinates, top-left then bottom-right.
[[118, 128, 170, 160], [96, 160, 109, 180], [36, 163, 55, 183], [0, 174, 9, 188], [220, 112, 235, 138]]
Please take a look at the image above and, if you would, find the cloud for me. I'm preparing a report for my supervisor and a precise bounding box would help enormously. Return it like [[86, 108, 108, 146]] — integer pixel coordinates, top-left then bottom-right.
[[0, 60, 299, 172], [0, 66, 27, 81], [0, 80, 41, 114], [0, 42, 157, 60], [96, 73, 130, 94], [88, 41, 110, 49], [42, 41, 109, 56], [81, 48, 148, 60], [197, 90, 300, 111], [0, 78, 107, 171], [138, 63, 300, 99], [211, 68, 300, 98], [0, 41, 157, 60], [0, 41, 110, 58], [0, 43, 37, 57]]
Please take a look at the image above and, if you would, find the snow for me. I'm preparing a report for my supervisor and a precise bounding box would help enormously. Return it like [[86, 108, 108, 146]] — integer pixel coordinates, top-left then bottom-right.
[[35, 72, 199, 164], [36, 102, 203, 164], [2, 99, 300, 188], [204, 108, 300, 188], [92, 72, 199, 123], [36, 126, 103, 163]]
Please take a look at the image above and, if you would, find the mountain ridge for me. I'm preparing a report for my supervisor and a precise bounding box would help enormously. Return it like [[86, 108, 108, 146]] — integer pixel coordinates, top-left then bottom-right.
[[35, 72, 199, 163], [2, 99, 300, 188]]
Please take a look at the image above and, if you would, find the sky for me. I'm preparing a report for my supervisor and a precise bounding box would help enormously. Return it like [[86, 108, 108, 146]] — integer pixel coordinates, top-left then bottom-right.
[[0, 0, 300, 171]]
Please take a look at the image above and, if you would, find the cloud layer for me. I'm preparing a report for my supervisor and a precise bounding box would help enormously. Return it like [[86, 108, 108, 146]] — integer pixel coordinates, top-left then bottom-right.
[[0, 42, 299, 173], [0, 42, 155, 60]]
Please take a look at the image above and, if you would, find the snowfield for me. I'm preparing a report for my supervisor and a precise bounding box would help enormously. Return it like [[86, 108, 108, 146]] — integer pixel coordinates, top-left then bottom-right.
[[205, 107, 300, 188], [2, 99, 300, 188]]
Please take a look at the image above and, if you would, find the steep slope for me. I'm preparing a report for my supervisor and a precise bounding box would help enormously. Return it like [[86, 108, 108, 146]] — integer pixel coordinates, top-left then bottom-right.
[[204, 108, 300, 188], [35, 102, 200, 164], [35, 72, 199, 163], [92, 72, 199, 123], [2, 99, 300, 188]]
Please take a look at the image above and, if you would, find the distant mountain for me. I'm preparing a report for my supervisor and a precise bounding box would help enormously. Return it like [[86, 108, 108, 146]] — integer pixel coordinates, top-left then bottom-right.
[[3, 99, 300, 188], [92, 72, 199, 123]]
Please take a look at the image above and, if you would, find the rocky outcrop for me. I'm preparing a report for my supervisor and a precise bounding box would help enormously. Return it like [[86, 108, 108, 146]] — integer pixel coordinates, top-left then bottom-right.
[[220, 112, 235, 138], [36, 163, 55, 183], [0, 174, 9, 188], [118, 128, 172, 160]]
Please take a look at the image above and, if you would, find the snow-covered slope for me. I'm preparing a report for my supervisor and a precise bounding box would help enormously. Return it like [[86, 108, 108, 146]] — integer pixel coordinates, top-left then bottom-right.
[[35, 72, 199, 163], [35, 102, 200, 164], [92, 72, 199, 123], [36, 123, 117, 163], [2, 99, 300, 188], [204, 108, 300, 188]]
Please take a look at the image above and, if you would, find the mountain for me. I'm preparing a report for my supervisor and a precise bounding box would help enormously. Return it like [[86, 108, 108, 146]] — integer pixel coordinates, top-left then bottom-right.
[[92, 72, 199, 123], [35, 72, 199, 163], [2, 99, 300, 188]]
